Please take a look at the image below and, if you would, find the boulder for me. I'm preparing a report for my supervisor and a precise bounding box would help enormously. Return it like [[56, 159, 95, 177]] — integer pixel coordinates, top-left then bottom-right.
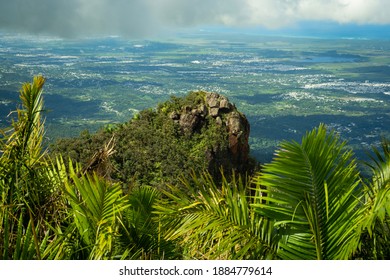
[[179, 110, 201, 134]]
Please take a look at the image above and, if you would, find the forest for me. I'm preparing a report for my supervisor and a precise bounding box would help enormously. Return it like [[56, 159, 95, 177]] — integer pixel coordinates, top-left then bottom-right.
[[0, 76, 389, 260]]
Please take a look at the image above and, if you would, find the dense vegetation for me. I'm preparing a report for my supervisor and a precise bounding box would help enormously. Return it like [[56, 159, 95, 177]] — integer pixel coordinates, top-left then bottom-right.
[[0, 76, 389, 259]]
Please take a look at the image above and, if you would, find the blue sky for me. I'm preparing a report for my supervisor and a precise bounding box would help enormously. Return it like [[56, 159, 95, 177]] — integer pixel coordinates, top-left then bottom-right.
[[0, 0, 389, 39]]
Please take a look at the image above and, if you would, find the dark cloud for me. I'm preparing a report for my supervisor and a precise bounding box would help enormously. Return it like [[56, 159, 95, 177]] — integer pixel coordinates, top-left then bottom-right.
[[0, 0, 389, 38], [0, 0, 80, 36], [0, 0, 163, 37]]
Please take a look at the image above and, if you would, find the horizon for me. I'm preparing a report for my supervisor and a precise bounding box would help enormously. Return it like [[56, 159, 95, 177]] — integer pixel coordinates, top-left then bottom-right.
[[1, 22, 389, 42]]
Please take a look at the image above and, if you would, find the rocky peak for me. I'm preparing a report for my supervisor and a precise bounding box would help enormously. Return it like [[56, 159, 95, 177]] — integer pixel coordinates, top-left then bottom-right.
[[169, 91, 251, 174], [205, 92, 232, 116]]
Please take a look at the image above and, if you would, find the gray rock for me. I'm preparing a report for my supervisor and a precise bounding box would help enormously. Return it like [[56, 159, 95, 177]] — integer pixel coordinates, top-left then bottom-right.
[[169, 111, 180, 120], [198, 104, 208, 117], [206, 92, 220, 108], [210, 107, 220, 117], [220, 98, 231, 110], [172, 91, 251, 175], [216, 116, 223, 126], [180, 112, 200, 134]]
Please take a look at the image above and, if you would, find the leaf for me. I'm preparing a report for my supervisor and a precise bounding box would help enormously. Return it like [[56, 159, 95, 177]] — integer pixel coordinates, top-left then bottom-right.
[[156, 171, 280, 259], [63, 165, 128, 259], [255, 124, 363, 259]]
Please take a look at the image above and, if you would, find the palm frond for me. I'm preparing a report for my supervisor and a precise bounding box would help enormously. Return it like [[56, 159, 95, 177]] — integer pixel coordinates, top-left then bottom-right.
[[0, 76, 62, 259], [63, 162, 128, 259], [117, 186, 179, 260], [156, 171, 279, 259], [254, 124, 363, 259], [359, 138, 390, 259], [3, 76, 46, 163]]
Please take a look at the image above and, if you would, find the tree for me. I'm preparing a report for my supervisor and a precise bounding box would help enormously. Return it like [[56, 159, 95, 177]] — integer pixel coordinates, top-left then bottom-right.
[[255, 124, 363, 259], [156, 172, 279, 259], [45, 158, 177, 260], [358, 139, 390, 259], [0, 76, 63, 259]]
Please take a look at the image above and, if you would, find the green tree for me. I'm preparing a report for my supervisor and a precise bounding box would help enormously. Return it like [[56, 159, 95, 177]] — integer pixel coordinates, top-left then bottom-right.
[[117, 186, 180, 259], [0, 76, 63, 259], [255, 124, 363, 259], [0, 76, 181, 260], [44, 158, 178, 260], [358, 139, 390, 259], [156, 172, 278, 259], [43, 158, 128, 260]]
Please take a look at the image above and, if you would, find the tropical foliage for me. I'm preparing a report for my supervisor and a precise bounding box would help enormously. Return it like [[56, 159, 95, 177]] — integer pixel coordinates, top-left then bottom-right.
[[0, 76, 389, 259], [0, 76, 60, 259], [255, 125, 364, 259]]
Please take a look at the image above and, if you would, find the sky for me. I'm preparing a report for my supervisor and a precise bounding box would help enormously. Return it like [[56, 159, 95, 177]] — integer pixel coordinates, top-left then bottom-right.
[[0, 0, 389, 38]]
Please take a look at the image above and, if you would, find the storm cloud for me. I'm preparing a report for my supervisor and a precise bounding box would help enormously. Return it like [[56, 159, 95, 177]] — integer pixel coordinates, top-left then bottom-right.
[[0, 0, 389, 37]]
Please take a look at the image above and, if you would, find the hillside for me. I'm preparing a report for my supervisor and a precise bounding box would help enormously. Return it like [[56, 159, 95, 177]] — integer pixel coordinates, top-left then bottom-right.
[[51, 90, 256, 189]]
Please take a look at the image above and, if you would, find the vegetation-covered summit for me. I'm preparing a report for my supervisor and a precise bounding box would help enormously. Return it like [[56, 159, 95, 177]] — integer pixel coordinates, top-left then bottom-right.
[[51, 90, 255, 189]]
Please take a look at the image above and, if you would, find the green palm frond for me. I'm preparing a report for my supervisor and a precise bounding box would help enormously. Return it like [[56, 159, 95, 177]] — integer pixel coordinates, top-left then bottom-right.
[[359, 139, 390, 259], [116, 186, 179, 260], [2, 76, 46, 163], [254, 124, 363, 259], [0, 210, 50, 260], [0, 76, 61, 259], [63, 162, 128, 260], [0, 76, 47, 205], [365, 139, 390, 214], [156, 171, 279, 259]]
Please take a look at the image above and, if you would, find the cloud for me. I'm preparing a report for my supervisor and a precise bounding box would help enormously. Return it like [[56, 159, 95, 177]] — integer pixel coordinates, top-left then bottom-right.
[[295, 0, 390, 25], [0, 0, 389, 37]]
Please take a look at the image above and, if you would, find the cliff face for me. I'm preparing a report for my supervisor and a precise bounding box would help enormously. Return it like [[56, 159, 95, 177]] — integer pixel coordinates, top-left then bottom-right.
[[169, 91, 251, 175]]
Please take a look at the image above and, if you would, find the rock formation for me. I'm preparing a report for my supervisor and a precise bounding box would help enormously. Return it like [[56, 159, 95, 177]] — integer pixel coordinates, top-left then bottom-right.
[[169, 91, 251, 175]]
